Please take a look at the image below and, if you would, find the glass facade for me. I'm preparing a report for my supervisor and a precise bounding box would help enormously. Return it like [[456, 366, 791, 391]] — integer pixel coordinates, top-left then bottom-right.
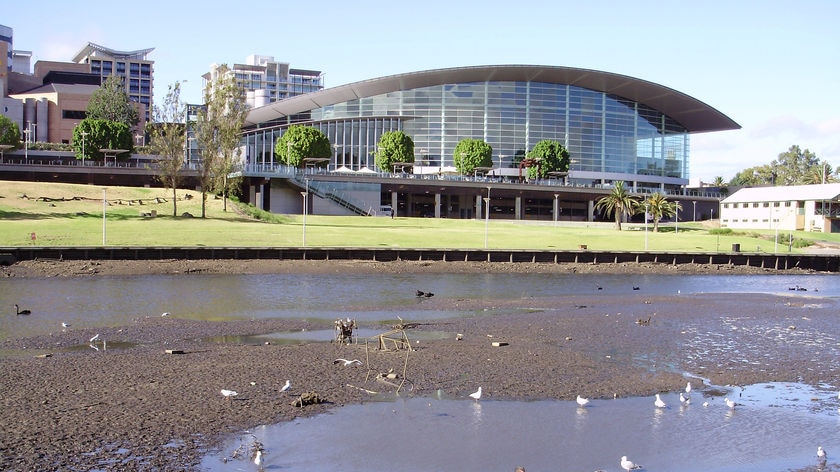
[[245, 80, 690, 185]]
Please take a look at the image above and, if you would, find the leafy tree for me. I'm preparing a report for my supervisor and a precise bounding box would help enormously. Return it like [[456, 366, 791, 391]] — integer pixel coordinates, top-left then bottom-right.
[[594, 181, 638, 231], [374, 131, 414, 172], [148, 82, 187, 216], [771, 145, 820, 186], [0, 114, 21, 148], [644, 193, 682, 232], [86, 75, 139, 129], [526, 140, 570, 179], [194, 64, 249, 216], [72, 119, 133, 161], [453, 138, 492, 175], [275, 125, 331, 168]]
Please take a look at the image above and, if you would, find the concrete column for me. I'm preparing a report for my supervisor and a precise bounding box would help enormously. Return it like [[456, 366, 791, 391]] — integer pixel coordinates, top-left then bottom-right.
[[588, 200, 595, 222], [553, 196, 559, 223], [391, 191, 398, 216], [515, 196, 522, 220], [475, 195, 482, 220], [434, 193, 441, 218]]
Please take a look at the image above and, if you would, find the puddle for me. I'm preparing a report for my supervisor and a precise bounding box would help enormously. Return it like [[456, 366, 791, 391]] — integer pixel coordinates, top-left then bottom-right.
[[205, 328, 454, 346], [200, 382, 840, 472]]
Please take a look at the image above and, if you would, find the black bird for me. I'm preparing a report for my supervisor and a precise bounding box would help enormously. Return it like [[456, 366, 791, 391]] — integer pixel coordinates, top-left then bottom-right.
[[14, 304, 31, 315], [423, 292, 434, 298], [632, 286, 640, 291], [416, 290, 425, 297]]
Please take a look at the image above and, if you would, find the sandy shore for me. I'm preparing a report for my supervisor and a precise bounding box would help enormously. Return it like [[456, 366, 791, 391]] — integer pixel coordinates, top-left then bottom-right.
[[1, 259, 837, 470]]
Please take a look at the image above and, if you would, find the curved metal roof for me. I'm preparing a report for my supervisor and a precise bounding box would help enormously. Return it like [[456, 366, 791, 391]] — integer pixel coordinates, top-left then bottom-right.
[[245, 64, 740, 132]]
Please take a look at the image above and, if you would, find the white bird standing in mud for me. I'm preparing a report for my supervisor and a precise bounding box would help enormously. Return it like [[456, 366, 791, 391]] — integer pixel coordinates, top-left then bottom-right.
[[221, 389, 238, 400], [334, 358, 362, 367], [279, 380, 291, 393], [469, 386, 482, 401], [620, 455, 643, 471], [576, 395, 590, 407]]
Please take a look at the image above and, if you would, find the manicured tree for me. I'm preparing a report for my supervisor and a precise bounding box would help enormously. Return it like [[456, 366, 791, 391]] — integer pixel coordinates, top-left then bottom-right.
[[275, 125, 331, 168], [526, 139, 570, 180], [453, 138, 492, 175], [73, 119, 133, 161], [594, 181, 638, 230], [375, 131, 414, 172], [645, 192, 681, 232], [148, 81, 188, 216], [0, 114, 21, 148], [86, 74, 139, 130]]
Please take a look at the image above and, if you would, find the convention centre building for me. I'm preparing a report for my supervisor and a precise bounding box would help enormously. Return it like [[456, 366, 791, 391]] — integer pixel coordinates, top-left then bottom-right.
[[239, 65, 738, 220]]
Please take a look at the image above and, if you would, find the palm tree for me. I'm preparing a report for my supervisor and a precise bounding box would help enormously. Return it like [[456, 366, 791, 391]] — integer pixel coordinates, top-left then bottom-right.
[[645, 193, 682, 232], [595, 181, 638, 230]]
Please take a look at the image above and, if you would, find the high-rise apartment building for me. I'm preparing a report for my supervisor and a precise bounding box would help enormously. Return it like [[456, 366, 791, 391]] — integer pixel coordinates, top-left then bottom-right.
[[205, 55, 323, 109], [72, 42, 154, 121]]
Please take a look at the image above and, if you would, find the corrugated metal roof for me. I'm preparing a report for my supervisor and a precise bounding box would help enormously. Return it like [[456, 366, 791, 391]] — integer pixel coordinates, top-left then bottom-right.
[[244, 64, 741, 132], [723, 183, 840, 203]]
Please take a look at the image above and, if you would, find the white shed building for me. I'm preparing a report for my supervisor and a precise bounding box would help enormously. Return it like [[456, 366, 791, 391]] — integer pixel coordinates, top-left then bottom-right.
[[720, 183, 840, 233]]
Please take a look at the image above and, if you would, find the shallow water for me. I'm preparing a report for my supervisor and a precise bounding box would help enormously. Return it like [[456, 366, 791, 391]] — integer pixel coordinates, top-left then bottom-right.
[[200, 382, 839, 472], [2, 272, 837, 340]]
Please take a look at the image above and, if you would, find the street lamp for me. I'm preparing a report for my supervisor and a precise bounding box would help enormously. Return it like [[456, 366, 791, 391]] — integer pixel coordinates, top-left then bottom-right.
[[23, 122, 31, 163], [102, 188, 107, 245], [301, 178, 309, 247], [644, 201, 649, 251], [80, 130, 88, 166], [692, 200, 696, 222], [483, 186, 491, 248], [554, 194, 559, 226]]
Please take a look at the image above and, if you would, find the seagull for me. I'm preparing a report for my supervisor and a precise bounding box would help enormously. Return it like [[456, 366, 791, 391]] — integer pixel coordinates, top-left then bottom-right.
[[818, 446, 827, 461], [654, 393, 667, 408], [161, 312, 170, 317], [61, 322, 70, 328], [89, 334, 100, 343], [724, 397, 736, 409], [679, 393, 690, 405], [685, 381, 692, 394], [14, 304, 31, 315], [469, 386, 482, 401], [279, 380, 291, 393], [620, 455, 643, 471], [254, 449, 262, 465], [576, 395, 590, 407], [221, 389, 238, 400], [334, 358, 362, 366]]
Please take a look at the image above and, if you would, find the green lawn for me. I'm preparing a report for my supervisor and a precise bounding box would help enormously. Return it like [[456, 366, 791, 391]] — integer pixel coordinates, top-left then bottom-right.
[[1, 180, 838, 252]]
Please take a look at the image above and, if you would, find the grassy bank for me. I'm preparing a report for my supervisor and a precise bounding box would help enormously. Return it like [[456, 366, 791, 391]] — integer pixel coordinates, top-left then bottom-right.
[[1, 180, 838, 252]]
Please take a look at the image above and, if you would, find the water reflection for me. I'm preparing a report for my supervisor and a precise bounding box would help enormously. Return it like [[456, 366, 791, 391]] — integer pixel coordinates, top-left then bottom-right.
[[200, 383, 838, 472], [2, 273, 838, 341]]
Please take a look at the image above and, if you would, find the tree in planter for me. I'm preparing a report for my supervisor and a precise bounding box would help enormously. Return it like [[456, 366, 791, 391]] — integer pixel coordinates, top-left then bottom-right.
[[644, 192, 681, 232], [275, 125, 331, 168], [148, 81, 187, 216], [526, 140, 570, 180], [86, 74, 139, 130], [72, 119, 133, 162], [0, 114, 21, 148], [594, 181, 638, 231], [374, 130, 414, 172], [453, 138, 492, 175], [193, 64, 249, 216]]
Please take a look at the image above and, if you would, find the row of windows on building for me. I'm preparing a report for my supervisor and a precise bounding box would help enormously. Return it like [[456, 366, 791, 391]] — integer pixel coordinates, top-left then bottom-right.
[[723, 201, 797, 208]]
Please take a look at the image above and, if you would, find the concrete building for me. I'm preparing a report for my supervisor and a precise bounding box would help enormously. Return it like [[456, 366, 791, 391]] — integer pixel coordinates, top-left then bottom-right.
[[71, 42, 155, 122], [205, 55, 323, 109], [720, 183, 840, 233]]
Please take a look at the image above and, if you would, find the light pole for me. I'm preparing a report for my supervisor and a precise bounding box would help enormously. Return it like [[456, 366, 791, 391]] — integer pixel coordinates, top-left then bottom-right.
[[301, 178, 309, 247], [554, 194, 559, 226], [80, 130, 88, 166], [23, 122, 30, 163], [644, 201, 649, 251], [102, 188, 107, 245], [692, 200, 696, 222]]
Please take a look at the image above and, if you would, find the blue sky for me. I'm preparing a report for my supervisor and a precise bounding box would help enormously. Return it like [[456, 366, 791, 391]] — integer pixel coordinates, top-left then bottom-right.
[[5, 0, 839, 182]]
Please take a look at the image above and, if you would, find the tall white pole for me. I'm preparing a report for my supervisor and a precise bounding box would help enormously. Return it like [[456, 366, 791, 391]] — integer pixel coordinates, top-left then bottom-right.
[[102, 188, 107, 245], [644, 202, 649, 251]]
